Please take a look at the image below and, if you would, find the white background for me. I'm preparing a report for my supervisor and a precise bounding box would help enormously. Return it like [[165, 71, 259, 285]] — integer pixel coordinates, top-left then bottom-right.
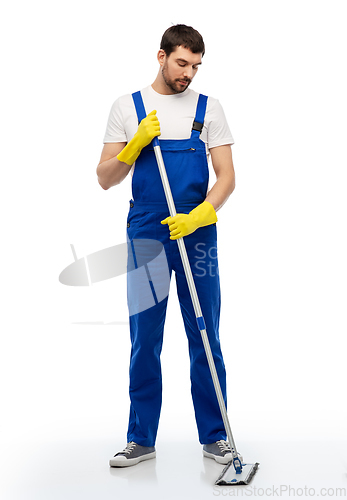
[[1, 1, 346, 498]]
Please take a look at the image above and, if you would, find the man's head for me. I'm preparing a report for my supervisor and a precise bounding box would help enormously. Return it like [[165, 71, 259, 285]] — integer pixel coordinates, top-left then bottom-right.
[[156, 25, 205, 95]]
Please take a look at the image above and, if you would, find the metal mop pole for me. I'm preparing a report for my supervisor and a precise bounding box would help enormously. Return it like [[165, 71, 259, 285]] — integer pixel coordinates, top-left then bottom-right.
[[153, 137, 242, 473]]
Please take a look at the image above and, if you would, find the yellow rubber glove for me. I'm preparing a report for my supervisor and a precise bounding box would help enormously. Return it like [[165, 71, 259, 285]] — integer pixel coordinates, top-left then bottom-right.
[[117, 110, 161, 165], [161, 201, 217, 240]]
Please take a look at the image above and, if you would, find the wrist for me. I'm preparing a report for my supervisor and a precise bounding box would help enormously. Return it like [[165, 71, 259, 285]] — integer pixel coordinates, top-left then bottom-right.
[[116, 132, 142, 165], [131, 131, 143, 151], [190, 201, 217, 228]]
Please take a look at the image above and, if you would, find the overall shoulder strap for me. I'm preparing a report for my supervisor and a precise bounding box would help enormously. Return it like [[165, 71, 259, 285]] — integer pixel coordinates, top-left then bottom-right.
[[191, 94, 208, 137], [132, 91, 147, 123]]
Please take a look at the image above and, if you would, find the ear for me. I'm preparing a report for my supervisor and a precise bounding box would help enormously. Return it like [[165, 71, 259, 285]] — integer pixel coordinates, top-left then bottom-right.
[[157, 49, 167, 67]]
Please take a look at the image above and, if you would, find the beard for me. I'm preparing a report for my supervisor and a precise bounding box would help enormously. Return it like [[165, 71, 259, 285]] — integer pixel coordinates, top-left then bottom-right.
[[162, 62, 192, 94]]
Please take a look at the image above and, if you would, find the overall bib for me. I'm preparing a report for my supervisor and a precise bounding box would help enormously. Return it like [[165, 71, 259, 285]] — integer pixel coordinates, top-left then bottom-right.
[[126, 91, 227, 447]]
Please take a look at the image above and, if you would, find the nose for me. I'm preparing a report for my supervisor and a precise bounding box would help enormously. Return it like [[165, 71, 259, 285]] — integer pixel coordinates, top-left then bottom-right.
[[183, 66, 194, 79]]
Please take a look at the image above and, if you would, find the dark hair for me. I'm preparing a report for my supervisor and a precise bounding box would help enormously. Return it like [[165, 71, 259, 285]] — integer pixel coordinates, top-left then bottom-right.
[[160, 24, 205, 58]]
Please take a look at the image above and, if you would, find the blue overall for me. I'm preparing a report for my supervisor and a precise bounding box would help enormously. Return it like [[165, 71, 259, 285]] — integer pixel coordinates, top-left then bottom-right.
[[126, 91, 227, 447]]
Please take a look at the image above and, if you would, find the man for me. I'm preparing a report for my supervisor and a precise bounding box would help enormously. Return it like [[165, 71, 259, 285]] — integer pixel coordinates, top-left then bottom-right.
[[97, 25, 236, 467]]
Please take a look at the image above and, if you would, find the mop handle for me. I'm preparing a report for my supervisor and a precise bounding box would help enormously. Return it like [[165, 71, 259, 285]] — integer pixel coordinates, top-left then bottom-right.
[[152, 137, 239, 460]]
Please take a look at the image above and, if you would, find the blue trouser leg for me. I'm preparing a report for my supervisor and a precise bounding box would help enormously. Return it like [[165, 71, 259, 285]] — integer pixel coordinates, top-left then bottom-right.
[[173, 224, 227, 444], [127, 295, 170, 447], [126, 211, 172, 447]]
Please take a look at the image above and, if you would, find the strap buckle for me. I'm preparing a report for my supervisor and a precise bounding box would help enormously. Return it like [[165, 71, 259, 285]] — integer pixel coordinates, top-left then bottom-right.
[[192, 120, 203, 134]]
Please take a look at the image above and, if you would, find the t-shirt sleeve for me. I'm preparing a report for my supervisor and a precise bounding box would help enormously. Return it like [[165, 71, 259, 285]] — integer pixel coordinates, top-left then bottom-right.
[[103, 98, 127, 143], [207, 99, 234, 149]]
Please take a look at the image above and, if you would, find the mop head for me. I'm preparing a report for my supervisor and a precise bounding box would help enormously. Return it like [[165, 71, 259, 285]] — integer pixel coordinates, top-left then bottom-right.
[[215, 461, 259, 486]]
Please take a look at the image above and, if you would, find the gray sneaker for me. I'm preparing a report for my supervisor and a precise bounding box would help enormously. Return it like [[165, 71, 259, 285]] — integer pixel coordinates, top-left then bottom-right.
[[109, 442, 156, 467], [203, 440, 243, 465]]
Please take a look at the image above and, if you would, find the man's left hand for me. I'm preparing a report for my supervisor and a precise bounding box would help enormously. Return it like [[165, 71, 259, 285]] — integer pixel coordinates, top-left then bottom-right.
[[161, 201, 217, 240]]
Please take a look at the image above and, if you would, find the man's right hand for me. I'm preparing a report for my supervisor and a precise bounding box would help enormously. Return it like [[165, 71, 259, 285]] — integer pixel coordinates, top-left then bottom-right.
[[117, 110, 161, 166], [137, 110, 161, 147]]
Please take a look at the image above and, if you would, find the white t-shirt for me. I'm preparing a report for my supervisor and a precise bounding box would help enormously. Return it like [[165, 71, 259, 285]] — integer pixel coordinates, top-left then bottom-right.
[[103, 85, 234, 154]]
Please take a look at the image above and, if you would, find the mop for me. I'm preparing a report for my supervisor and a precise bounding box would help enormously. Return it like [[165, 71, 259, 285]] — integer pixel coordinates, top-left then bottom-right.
[[153, 136, 259, 486]]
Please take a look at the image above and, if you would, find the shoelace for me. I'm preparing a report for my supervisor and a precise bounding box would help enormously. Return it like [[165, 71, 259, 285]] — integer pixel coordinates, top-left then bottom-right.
[[121, 442, 137, 455], [216, 440, 231, 453]]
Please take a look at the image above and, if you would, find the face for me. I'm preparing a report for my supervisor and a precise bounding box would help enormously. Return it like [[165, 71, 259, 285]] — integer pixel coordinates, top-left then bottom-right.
[[160, 46, 202, 94]]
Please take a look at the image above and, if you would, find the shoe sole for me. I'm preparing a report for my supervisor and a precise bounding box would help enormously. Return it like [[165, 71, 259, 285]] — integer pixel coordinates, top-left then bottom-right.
[[203, 450, 233, 465], [109, 451, 156, 467]]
